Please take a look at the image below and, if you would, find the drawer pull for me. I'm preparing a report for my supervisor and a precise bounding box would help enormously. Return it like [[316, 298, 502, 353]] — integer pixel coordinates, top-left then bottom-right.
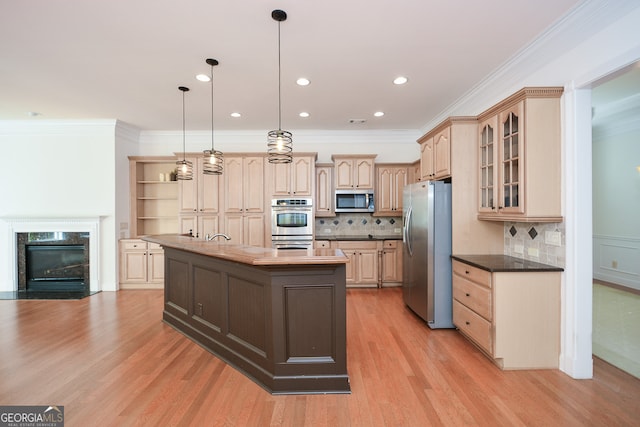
[[465, 321, 470, 325], [465, 293, 470, 297], [465, 270, 470, 274]]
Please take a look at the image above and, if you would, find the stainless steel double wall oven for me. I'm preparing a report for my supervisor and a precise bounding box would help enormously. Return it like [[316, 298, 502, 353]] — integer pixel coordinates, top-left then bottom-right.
[[271, 198, 314, 249]]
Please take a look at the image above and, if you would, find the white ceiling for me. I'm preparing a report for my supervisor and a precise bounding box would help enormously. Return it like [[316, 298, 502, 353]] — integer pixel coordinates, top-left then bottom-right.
[[1, 0, 582, 132]]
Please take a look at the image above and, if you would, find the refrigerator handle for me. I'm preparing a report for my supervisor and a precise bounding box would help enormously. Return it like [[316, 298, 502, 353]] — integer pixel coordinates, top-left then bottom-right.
[[405, 206, 413, 257]]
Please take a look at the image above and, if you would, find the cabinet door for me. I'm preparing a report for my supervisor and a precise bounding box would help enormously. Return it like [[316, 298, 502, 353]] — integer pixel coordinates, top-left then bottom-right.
[[392, 168, 408, 212], [224, 215, 244, 244], [224, 157, 245, 213], [376, 167, 394, 213], [121, 250, 147, 283], [243, 157, 265, 213], [198, 215, 219, 238], [355, 158, 375, 189], [178, 157, 199, 213], [244, 215, 265, 247], [291, 156, 313, 196], [498, 102, 525, 214], [420, 138, 434, 180], [198, 158, 220, 214], [381, 242, 402, 283], [343, 250, 356, 284], [478, 116, 498, 214], [147, 249, 165, 283], [315, 166, 334, 216], [271, 161, 292, 197], [357, 249, 378, 283], [334, 159, 355, 189], [433, 127, 451, 179], [178, 215, 197, 237]]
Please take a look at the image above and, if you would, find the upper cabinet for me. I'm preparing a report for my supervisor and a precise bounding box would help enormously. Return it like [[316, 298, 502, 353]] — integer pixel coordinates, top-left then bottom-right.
[[224, 155, 265, 214], [418, 126, 451, 181], [477, 87, 563, 222], [332, 155, 376, 189], [177, 155, 222, 238], [129, 156, 179, 237], [375, 164, 409, 216], [268, 154, 316, 198], [315, 163, 335, 217]]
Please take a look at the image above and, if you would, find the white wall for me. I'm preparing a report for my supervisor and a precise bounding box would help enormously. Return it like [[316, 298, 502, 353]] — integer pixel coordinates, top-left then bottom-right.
[[0, 120, 123, 291]]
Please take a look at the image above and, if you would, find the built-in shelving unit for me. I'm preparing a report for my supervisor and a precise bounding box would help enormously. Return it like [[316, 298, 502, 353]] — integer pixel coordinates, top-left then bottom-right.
[[129, 156, 179, 237]]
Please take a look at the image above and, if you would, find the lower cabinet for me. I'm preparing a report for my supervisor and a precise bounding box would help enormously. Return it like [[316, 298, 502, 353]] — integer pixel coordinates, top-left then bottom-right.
[[452, 259, 560, 369], [330, 241, 379, 287], [381, 240, 402, 286], [119, 239, 164, 289]]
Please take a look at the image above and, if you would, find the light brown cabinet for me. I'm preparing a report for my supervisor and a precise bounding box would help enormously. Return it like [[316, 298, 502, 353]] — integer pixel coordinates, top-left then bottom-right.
[[315, 163, 334, 217], [477, 87, 563, 222], [119, 239, 164, 289], [178, 155, 221, 238], [314, 240, 331, 249], [375, 164, 409, 216], [381, 240, 402, 285], [418, 126, 451, 181], [330, 240, 379, 287], [128, 156, 179, 237], [268, 154, 315, 198], [452, 259, 561, 369], [332, 155, 376, 190], [223, 155, 266, 246]]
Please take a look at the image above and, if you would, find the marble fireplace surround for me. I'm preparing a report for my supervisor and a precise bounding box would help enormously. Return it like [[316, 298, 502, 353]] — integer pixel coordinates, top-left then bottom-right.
[[3, 218, 101, 292]]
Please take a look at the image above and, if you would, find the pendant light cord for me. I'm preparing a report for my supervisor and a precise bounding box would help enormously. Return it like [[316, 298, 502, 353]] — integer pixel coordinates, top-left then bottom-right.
[[277, 19, 282, 131], [182, 89, 186, 162], [210, 64, 215, 150]]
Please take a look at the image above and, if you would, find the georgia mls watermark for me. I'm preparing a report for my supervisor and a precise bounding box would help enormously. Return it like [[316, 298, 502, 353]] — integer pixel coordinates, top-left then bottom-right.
[[0, 406, 64, 427]]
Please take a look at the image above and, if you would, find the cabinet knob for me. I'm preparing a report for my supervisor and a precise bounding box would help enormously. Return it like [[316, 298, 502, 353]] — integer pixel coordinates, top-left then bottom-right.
[[465, 270, 470, 274], [465, 293, 470, 297], [465, 321, 470, 325]]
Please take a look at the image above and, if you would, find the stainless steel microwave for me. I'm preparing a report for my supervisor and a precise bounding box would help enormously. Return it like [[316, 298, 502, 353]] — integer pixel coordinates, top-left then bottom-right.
[[335, 190, 375, 213]]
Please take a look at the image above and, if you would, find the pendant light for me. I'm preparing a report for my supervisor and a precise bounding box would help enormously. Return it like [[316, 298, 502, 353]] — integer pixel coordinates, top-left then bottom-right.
[[202, 58, 223, 175], [176, 86, 193, 180], [267, 9, 293, 164]]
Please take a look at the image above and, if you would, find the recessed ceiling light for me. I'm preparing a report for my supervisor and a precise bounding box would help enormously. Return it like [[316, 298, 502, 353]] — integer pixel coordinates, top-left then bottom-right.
[[27, 111, 42, 117], [230, 112, 241, 118], [296, 78, 310, 86], [393, 76, 408, 85], [374, 111, 384, 117], [196, 74, 210, 82], [299, 112, 310, 118]]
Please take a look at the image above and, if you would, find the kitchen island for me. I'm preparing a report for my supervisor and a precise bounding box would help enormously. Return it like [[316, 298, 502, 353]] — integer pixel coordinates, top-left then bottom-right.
[[142, 234, 350, 394]]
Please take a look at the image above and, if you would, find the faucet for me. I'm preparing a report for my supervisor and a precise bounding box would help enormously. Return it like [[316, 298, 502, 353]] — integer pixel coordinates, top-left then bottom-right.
[[205, 233, 231, 241]]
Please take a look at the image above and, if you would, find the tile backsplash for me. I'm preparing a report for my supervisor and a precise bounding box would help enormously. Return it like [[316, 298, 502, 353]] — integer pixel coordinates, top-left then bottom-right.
[[315, 214, 403, 238], [504, 222, 565, 268]]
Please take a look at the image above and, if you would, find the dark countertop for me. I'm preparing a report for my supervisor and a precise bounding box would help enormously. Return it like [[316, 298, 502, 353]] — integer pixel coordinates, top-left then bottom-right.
[[451, 254, 564, 272], [315, 234, 403, 241]]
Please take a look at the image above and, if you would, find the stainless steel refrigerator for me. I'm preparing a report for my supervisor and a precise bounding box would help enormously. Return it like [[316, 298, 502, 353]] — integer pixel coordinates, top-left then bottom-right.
[[402, 181, 454, 329]]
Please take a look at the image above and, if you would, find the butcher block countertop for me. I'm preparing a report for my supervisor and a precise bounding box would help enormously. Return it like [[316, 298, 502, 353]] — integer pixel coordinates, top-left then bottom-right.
[[451, 254, 564, 272], [142, 234, 348, 266]]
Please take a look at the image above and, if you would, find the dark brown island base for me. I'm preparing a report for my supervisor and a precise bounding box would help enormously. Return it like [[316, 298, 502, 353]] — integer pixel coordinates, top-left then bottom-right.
[[142, 234, 350, 395]]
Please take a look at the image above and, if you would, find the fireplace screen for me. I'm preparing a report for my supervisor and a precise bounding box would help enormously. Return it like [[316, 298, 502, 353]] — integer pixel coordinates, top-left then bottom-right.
[[26, 245, 86, 291]]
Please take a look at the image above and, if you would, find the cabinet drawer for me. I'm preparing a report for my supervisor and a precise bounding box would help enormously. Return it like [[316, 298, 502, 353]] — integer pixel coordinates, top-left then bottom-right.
[[453, 275, 492, 321], [453, 300, 492, 355], [383, 240, 398, 249], [122, 240, 146, 250], [147, 242, 162, 250], [452, 260, 491, 288], [314, 240, 331, 249]]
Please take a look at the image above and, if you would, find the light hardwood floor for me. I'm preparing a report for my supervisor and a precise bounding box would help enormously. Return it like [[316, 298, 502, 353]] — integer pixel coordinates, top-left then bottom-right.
[[1, 288, 638, 426]]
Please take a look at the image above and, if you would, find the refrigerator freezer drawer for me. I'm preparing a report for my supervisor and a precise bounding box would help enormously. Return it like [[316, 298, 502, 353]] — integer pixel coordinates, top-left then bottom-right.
[[453, 300, 492, 355]]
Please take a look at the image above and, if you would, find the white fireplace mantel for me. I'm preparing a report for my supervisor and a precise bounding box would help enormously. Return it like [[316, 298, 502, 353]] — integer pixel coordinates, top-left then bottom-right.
[[1, 217, 101, 292]]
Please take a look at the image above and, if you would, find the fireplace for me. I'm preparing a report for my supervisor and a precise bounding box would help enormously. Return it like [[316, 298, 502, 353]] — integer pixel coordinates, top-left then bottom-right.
[[17, 232, 90, 292]]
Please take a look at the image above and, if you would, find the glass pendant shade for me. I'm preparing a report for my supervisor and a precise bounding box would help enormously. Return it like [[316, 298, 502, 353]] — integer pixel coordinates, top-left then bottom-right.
[[176, 86, 193, 180], [267, 9, 293, 164], [202, 58, 223, 175]]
